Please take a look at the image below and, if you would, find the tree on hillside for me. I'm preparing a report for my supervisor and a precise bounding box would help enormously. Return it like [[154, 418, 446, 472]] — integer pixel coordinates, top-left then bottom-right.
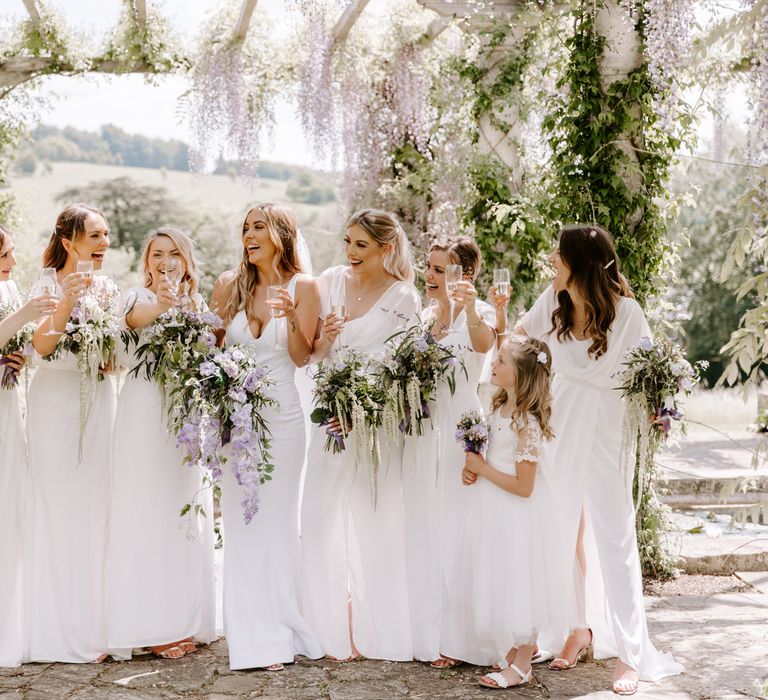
[[56, 177, 187, 252]]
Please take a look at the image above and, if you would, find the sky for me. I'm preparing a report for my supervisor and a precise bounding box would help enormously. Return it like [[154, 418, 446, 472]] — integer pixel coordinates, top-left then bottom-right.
[[0, 0, 752, 168]]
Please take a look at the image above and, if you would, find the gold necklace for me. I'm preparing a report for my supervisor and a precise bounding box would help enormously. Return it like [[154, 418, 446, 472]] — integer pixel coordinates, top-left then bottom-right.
[[350, 278, 389, 303]]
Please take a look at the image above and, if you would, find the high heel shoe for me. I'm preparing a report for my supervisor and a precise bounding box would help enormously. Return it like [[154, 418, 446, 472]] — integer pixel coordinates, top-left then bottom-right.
[[548, 629, 593, 671]]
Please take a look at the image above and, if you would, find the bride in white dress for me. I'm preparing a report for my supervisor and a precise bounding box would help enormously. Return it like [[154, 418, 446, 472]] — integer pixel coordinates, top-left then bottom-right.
[[401, 238, 495, 664], [0, 227, 57, 668], [27, 205, 116, 663], [210, 204, 323, 671], [108, 228, 215, 660], [301, 209, 421, 662], [518, 224, 683, 695]]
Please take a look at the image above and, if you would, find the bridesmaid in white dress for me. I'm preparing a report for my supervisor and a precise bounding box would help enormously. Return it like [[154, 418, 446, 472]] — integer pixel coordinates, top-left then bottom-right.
[[0, 226, 57, 668], [518, 224, 683, 695], [449, 336, 556, 689], [401, 238, 495, 664], [27, 205, 116, 663], [301, 209, 421, 662], [209, 203, 323, 671], [108, 228, 215, 660]]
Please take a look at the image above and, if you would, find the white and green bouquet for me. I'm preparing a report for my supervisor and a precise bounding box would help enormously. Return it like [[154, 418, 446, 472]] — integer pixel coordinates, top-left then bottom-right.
[[378, 324, 462, 439], [0, 298, 35, 390]]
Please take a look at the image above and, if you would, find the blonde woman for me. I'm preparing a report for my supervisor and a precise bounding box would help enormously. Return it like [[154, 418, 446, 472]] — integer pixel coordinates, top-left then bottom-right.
[[209, 204, 323, 671], [301, 209, 421, 662], [108, 228, 216, 660]]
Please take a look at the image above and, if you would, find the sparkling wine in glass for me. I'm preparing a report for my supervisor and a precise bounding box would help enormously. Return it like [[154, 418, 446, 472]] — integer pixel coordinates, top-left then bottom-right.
[[493, 268, 511, 297], [330, 287, 346, 348], [445, 264, 463, 332], [39, 267, 60, 336], [77, 260, 94, 299], [267, 284, 284, 349]]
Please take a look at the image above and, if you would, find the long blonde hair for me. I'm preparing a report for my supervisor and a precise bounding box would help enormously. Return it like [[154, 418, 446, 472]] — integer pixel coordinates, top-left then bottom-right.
[[0, 224, 11, 253], [491, 336, 554, 439], [347, 209, 414, 284], [221, 203, 304, 325], [140, 227, 201, 307], [42, 204, 107, 270]]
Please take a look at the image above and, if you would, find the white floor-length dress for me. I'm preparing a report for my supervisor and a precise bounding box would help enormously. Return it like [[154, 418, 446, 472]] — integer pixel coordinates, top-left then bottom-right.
[[26, 300, 117, 663], [301, 265, 421, 661], [107, 288, 216, 655], [441, 412, 551, 666], [521, 288, 684, 681], [401, 304, 493, 662], [222, 274, 323, 670], [0, 280, 26, 668]]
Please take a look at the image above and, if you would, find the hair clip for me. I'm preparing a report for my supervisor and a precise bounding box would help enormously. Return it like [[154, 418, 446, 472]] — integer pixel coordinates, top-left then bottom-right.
[[604, 259, 615, 270], [536, 351, 548, 365], [589, 229, 597, 238]]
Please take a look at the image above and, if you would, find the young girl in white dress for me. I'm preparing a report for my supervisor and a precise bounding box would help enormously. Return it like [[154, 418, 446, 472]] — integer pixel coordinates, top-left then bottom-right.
[[444, 335, 555, 689], [401, 238, 495, 664], [209, 204, 323, 671], [301, 209, 421, 662], [518, 224, 683, 695], [27, 205, 117, 663], [0, 226, 57, 668], [108, 228, 216, 660]]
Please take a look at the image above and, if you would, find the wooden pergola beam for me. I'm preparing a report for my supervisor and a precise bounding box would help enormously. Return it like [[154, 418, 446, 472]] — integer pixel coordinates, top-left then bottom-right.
[[135, 0, 147, 26], [331, 0, 371, 46], [423, 15, 451, 44], [21, 0, 40, 24], [234, 0, 258, 41]]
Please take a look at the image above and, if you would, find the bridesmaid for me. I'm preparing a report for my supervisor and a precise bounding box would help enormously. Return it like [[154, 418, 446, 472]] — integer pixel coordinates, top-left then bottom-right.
[[402, 237, 495, 664], [108, 228, 216, 660], [0, 226, 57, 668], [301, 208, 421, 662], [517, 224, 683, 694], [27, 204, 116, 663], [210, 203, 323, 671]]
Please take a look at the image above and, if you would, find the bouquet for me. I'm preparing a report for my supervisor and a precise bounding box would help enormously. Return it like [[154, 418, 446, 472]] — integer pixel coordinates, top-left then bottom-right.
[[615, 335, 707, 510], [44, 276, 121, 458], [0, 297, 35, 390], [455, 410, 490, 454], [378, 324, 462, 438], [176, 345, 276, 525], [311, 348, 385, 490]]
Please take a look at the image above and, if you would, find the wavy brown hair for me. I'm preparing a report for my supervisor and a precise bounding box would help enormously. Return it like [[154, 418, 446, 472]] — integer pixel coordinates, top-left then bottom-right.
[[42, 204, 107, 271], [550, 223, 633, 358], [428, 237, 482, 281], [491, 336, 554, 440], [221, 203, 304, 326]]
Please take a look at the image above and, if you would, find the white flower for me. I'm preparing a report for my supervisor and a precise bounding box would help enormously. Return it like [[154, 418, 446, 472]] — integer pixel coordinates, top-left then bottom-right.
[[536, 351, 548, 365], [663, 395, 675, 410], [669, 361, 684, 377]]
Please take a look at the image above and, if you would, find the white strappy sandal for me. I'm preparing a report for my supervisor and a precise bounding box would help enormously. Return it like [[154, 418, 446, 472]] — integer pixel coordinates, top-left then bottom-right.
[[478, 663, 533, 689]]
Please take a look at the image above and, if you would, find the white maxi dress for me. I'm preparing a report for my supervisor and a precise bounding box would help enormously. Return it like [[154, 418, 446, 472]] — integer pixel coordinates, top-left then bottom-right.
[[301, 265, 421, 661], [0, 280, 26, 668], [222, 274, 323, 670], [401, 304, 493, 662], [26, 294, 117, 663], [107, 288, 216, 655], [521, 288, 684, 681]]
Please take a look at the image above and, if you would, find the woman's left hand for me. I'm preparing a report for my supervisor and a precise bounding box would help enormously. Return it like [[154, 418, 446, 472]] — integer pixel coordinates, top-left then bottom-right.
[[450, 280, 478, 313], [462, 466, 478, 485], [464, 450, 485, 475], [266, 288, 296, 319], [2, 351, 26, 376]]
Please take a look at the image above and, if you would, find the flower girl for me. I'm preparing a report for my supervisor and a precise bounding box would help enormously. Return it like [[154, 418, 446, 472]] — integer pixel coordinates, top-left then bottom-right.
[[443, 335, 557, 689]]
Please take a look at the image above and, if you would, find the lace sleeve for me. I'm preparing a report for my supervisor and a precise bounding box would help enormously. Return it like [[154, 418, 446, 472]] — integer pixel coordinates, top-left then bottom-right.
[[515, 415, 542, 464]]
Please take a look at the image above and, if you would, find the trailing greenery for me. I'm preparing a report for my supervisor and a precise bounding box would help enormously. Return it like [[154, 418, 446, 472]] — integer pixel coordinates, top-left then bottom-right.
[[542, 3, 691, 305]]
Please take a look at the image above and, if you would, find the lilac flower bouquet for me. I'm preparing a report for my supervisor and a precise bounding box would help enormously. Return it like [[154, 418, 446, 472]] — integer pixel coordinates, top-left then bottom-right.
[[455, 410, 490, 454], [378, 324, 462, 438]]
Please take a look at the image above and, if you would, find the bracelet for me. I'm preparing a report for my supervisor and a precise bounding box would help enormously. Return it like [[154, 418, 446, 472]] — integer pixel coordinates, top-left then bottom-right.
[[467, 319, 486, 329]]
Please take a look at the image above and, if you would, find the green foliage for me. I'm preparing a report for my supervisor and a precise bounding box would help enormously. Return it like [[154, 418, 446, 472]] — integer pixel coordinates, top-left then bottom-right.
[[286, 172, 336, 205], [55, 176, 187, 252], [542, 3, 689, 305]]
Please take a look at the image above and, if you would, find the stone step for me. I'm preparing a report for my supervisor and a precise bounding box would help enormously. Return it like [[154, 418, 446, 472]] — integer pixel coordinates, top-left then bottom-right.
[[678, 534, 768, 574], [661, 475, 768, 498]]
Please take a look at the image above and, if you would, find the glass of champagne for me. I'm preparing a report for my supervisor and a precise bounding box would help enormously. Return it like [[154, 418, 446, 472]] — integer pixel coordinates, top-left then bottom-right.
[[39, 267, 60, 336], [76, 260, 94, 299], [267, 284, 284, 350], [493, 268, 511, 297], [164, 259, 183, 318], [445, 263, 463, 332], [330, 287, 346, 348]]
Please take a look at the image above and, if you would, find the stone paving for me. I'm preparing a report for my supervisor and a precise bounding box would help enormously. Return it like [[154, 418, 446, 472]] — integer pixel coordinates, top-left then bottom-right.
[[2, 576, 766, 700]]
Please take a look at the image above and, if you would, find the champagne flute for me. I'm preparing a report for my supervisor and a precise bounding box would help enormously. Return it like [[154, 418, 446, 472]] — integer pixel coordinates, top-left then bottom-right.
[[330, 287, 347, 348], [77, 260, 94, 299], [164, 259, 183, 318], [445, 264, 463, 332], [266, 284, 284, 350], [39, 267, 60, 336], [493, 267, 511, 336]]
